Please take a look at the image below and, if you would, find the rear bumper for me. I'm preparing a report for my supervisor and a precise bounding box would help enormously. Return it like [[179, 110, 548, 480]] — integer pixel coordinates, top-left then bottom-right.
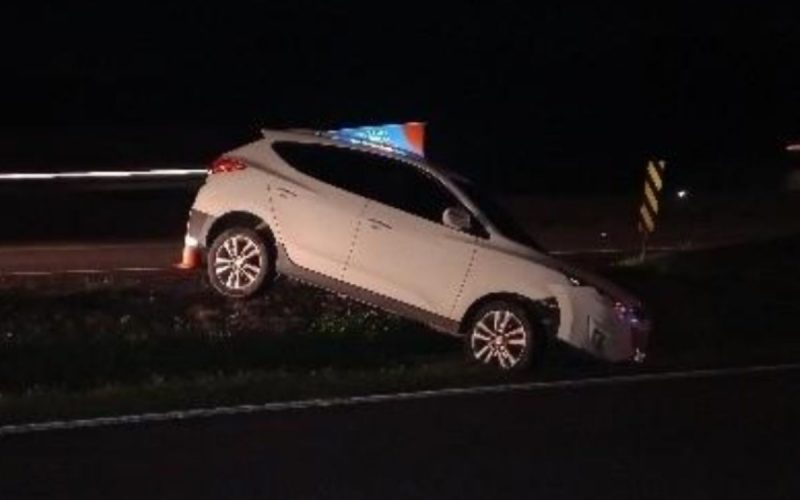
[[185, 209, 215, 250]]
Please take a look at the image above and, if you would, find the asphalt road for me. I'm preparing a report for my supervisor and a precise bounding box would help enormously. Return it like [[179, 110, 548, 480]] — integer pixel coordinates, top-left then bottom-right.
[[0, 183, 795, 275], [1, 366, 798, 500], [0, 241, 182, 274], [0, 240, 622, 275]]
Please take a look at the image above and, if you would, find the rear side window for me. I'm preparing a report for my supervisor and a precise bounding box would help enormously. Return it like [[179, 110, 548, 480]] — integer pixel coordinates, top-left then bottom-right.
[[272, 141, 370, 196], [273, 141, 462, 224]]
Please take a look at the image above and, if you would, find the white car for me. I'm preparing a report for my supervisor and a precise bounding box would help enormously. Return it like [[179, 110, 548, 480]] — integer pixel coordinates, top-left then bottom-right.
[[181, 124, 650, 370]]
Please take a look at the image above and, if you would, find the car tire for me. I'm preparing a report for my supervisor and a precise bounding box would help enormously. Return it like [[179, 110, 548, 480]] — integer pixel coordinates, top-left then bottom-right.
[[207, 227, 272, 299], [464, 300, 539, 371]]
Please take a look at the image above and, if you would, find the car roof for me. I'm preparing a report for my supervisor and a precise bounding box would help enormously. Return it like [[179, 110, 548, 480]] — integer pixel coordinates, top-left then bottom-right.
[[259, 127, 495, 240]]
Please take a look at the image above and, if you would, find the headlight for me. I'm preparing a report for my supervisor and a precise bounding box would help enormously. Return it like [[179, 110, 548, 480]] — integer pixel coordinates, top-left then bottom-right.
[[614, 301, 647, 325]]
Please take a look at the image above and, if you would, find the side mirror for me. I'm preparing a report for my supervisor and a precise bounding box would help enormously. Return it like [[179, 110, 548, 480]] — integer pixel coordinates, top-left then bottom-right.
[[442, 206, 472, 231]]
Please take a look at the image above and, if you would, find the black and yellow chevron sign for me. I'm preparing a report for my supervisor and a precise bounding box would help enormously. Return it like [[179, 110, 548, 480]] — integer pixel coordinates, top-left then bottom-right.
[[637, 159, 666, 234]]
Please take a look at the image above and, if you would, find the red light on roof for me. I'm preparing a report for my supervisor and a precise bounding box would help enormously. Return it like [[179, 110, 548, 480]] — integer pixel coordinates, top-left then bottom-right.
[[403, 122, 426, 157]]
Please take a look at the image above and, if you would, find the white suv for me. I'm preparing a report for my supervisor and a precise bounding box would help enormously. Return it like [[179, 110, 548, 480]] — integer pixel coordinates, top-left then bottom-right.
[[181, 125, 649, 370]]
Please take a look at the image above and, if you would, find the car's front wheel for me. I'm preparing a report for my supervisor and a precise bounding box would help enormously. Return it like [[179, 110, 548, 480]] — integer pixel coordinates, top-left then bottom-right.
[[207, 227, 272, 298], [465, 301, 538, 371]]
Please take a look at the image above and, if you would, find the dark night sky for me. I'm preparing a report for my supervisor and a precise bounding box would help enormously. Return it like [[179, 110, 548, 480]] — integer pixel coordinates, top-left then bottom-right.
[[1, 2, 799, 192]]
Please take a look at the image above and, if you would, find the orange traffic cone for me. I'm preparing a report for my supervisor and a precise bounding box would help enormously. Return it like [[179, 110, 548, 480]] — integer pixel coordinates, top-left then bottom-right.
[[175, 246, 200, 270]]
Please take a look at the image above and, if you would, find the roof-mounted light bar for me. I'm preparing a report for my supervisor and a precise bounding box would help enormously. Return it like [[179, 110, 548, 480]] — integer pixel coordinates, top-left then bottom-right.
[[324, 122, 426, 158]]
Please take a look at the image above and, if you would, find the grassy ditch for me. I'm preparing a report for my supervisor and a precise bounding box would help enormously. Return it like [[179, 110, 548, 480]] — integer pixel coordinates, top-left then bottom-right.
[[0, 274, 466, 424], [1, 234, 799, 425]]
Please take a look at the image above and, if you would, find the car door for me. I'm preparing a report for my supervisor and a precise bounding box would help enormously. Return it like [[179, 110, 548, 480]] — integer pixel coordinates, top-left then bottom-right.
[[343, 155, 477, 318], [270, 142, 369, 278]]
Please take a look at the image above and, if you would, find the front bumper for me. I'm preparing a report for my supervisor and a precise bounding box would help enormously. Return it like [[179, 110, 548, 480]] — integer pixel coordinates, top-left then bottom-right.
[[553, 285, 651, 363], [630, 321, 649, 363]]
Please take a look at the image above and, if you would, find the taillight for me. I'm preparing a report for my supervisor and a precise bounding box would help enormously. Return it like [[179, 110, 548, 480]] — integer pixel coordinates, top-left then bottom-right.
[[209, 157, 247, 175]]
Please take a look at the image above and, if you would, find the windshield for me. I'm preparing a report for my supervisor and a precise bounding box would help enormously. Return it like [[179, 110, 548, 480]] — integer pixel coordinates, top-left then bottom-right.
[[452, 178, 546, 252]]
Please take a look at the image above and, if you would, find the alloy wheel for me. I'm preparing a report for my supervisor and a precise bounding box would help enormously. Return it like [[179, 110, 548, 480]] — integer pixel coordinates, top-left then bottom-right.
[[213, 233, 264, 292], [469, 309, 529, 370]]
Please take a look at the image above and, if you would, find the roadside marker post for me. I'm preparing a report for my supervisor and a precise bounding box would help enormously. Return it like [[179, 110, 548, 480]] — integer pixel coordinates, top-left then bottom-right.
[[637, 159, 666, 260]]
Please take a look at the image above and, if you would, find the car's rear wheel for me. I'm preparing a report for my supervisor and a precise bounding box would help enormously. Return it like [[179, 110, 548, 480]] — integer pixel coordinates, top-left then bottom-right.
[[207, 227, 271, 298], [465, 301, 538, 371]]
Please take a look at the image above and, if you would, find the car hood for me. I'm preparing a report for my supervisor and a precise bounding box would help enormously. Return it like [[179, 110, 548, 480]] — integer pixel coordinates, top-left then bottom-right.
[[543, 256, 643, 307], [500, 240, 643, 307]]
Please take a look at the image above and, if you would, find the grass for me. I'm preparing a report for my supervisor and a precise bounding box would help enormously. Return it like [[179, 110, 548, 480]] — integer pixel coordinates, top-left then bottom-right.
[[0, 274, 481, 424], [1, 234, 799, 425], [606, 235, 800, 367], [0, 361, 508, 426], [0, 275, 456, 390]]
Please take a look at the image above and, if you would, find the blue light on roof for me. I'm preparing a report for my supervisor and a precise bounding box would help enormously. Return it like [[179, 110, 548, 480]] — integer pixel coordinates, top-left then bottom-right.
[[326, 123, 426, 158]]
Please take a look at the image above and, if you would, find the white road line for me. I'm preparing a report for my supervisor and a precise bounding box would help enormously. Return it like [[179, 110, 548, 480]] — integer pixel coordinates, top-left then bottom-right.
[[550, 248, 630, 255], [61, 268, 168, 275], [0, 271, 53, 277], [115, 267, 171, 273], [1, 362, 798, 437], [1, 267, 170, 277], [549, 245, 694, 256]]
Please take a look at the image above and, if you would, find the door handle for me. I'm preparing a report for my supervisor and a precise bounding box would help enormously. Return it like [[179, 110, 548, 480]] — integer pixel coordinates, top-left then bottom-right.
[[276, 187, 297, 198], [367, 218, 392, 230]]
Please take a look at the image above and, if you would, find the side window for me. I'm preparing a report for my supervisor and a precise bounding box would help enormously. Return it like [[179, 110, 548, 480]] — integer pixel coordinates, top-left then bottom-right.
[[272, 141, 462, 224], [368, 165, 462, 223], [272, 141, 372, 196]]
